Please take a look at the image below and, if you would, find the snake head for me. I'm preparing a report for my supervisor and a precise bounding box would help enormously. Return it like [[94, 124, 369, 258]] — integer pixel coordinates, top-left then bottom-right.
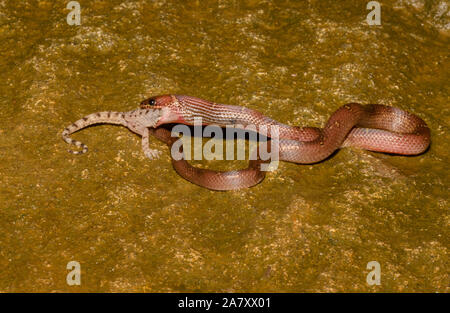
[[140, 95, 185, 126], [140, 95, 173, 108]]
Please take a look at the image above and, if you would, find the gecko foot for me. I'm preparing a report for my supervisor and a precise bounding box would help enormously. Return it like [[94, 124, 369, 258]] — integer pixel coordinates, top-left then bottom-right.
[[144, 148, 162, 160]]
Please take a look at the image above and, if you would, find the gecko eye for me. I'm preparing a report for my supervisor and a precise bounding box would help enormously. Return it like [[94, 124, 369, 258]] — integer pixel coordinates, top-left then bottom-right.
[[148, 98, 156, 106]]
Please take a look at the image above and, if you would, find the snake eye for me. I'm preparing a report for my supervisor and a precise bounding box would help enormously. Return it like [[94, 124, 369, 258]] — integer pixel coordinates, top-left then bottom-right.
[[141, 98, 156, 108]]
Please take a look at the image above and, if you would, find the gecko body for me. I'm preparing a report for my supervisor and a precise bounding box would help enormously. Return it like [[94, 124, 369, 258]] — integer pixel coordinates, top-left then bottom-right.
[[62, 108, 163, 159]]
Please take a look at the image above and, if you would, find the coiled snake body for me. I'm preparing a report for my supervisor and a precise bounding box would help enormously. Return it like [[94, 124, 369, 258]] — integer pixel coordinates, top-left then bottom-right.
[[140, 95, 430, 190]]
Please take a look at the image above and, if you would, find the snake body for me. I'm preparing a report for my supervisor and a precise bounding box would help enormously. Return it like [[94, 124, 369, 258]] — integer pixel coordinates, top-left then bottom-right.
[[140, 95, 431, 190]]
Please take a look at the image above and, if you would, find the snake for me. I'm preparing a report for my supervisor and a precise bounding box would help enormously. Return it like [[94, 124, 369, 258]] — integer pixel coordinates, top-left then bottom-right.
[[139, 95, 431, 191]]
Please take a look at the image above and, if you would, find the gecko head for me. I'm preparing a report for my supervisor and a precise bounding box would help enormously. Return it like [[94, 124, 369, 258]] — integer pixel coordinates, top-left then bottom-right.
[[140, 95, 185, 127]]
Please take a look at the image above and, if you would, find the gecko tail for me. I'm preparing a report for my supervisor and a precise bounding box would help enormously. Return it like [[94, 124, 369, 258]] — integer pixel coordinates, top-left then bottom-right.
[[62, 128, 89, 154], [62, 111, 125, 155]]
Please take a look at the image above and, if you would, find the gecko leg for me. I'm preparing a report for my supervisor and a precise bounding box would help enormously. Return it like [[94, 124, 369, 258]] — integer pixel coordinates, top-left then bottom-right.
[[142, 127, 162, 160]]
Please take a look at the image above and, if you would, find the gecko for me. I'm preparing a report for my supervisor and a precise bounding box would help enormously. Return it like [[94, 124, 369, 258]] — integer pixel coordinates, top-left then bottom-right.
[[62, 107, 163, 159]]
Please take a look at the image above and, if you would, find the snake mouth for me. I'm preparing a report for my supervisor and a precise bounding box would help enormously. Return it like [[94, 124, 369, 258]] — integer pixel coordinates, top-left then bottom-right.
[[154, 106, 185, 127]]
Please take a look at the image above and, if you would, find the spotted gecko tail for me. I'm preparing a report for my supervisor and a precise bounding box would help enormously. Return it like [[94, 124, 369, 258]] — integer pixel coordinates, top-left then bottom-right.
[[62, 111, 126, 155]]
